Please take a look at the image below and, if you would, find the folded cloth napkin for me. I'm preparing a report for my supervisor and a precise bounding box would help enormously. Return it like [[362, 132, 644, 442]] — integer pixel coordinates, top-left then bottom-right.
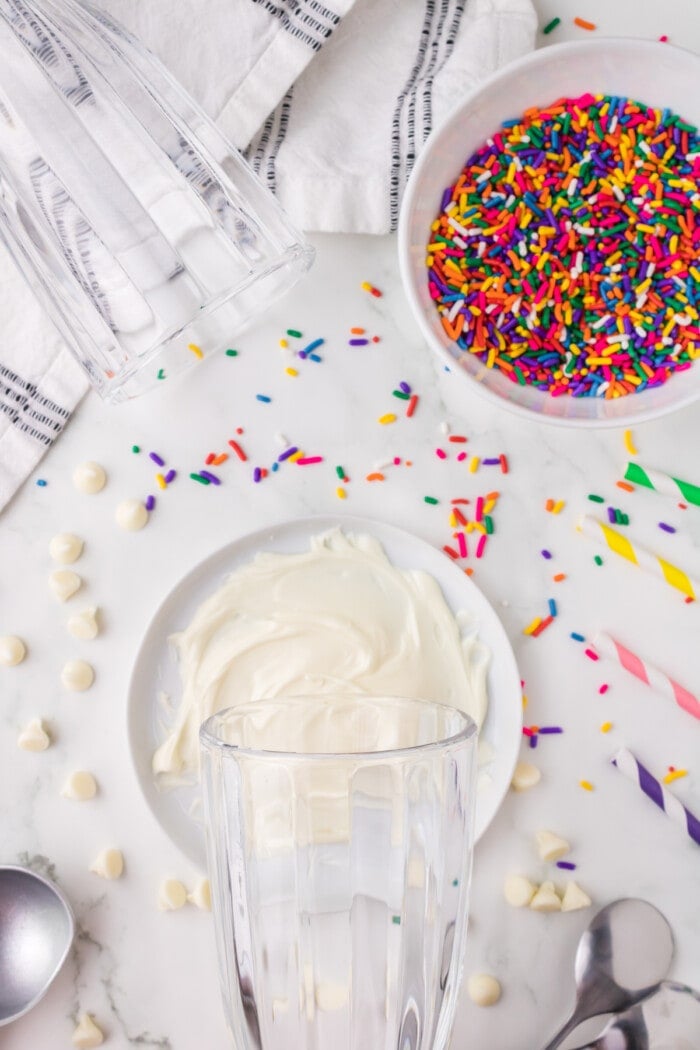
[[0, 0, 535, 510]]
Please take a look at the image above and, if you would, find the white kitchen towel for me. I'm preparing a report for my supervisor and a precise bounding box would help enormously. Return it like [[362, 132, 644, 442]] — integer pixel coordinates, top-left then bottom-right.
[[0, 0, 536, 510]]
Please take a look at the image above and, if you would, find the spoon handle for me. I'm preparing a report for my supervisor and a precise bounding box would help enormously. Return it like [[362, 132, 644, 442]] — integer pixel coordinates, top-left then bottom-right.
[[540, 1006, 591, 1050]]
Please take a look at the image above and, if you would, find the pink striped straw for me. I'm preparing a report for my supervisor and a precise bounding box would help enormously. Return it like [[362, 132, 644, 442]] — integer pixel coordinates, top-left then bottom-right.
[[594, 632, 700, 721]]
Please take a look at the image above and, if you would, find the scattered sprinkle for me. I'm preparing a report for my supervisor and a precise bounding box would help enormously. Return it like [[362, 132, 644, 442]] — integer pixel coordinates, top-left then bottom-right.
[[600, 721, 613, 733], [366, 472, 385, 482], [36, 478, 47, 487], [361, 281, 382, 298], [156, 473, 167, 490], [570, 632, 586, 642], [190, 472, 210, 486], [436, 448, 447, 459], [587, 494, 605, 503], [378, 413, 396, 425], [296, 456, 323, 466], [199, 470, 221, 485], [286, 367, 299, 377], [157, 368, 166, 380], [573, 16, 596, 30], [623, 429, 638, 456], [584, 648, 599, 661], [541, 549, 552, 559], [131, 445, 140, 454], [225, 348, 238, 357], [336, 486, 347, 500], [658, 522, 676, 534], [287, 329, 302, 338], [542, 16, 561, 34], [556, 860, 576, 870], [406, 394, 419, 417], [164, 469, 177, 483], [424, 496, 439, 505], [663, 768, 688, 784], [256, 394, 272, 403], [187, 342, 203, 359], [548, 598, 557, 617], [599, 683, 609, 695], [579, 779, 595, 791], [149, 452, 165, 467], [594, 555, 603, 566], [616, 481, 635, 493], [228, 440, 247, 462], [145, 494, 156, 511], [553, 572, 566, 582]]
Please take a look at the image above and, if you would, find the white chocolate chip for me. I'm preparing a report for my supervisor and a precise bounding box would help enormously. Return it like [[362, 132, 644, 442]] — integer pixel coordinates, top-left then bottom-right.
[[561, 881, 592, 912], [67, 607, 99, 641], [158, 879, 187, 911], [17, 718, 50, 752], [49, 532, 84, 564], [90, 848, 124, 880], [116, 498, 148, 531], [0, 635, 26, 666], [503, 874, 537, 908], [61, 659, 95, 692], [49, 570, 82, 602], [536, 830, 571, 863], [72, 1012, 104, 1048], [315, 982, 349, 1011], [530, 880, 562, 913], [187, 877, 211, 911], [272, 998, 290, 1019], [73, 461, 106, 495], [511, 761, 541, 792], [61, 771, 97, 801], [467, 973, 502, 1007]]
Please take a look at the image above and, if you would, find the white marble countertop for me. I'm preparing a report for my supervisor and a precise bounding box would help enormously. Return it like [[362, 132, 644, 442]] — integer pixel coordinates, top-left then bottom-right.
[[2, 4, 700, 1049]]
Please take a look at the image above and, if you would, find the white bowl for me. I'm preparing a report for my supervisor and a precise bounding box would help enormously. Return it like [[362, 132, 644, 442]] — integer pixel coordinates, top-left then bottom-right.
[[398, 39, 700, 428]]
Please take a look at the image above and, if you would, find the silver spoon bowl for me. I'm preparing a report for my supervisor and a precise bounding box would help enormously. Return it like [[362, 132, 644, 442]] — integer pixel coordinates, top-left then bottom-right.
[[542, 899, 675, 1050], [0, 865, 75, 1026]]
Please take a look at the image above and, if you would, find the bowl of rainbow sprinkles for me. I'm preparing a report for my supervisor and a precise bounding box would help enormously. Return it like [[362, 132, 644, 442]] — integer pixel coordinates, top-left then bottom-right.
[[399, 38, 700, 427]]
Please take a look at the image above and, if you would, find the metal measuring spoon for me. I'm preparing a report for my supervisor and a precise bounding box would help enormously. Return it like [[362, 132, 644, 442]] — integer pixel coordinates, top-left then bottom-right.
[[542, 899, 675, 1050], [0, 865, 75, 1026], [572, 981, 700, 1049]]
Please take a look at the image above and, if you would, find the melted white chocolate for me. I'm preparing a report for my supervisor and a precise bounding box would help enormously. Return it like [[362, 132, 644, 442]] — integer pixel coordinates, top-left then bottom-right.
[[153, 530, 489, 782]]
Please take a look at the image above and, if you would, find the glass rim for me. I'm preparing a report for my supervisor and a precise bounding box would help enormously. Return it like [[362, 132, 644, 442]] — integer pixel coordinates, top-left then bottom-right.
[[199, 695, 478, 762]]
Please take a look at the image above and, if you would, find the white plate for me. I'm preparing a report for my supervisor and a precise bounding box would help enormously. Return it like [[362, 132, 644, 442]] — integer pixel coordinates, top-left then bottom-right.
[[128, 515, 522, 863]]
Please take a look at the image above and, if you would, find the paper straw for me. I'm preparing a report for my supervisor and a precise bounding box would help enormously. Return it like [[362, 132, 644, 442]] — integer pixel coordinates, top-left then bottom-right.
[[595, 632, 700, 722], [611, 747, 700, 847], [577, 516, 698, 601], [624, 461, 700, 508]]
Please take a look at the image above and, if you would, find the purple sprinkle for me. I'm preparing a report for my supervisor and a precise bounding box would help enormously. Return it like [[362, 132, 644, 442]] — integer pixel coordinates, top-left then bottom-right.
[[539, 726, 563, 735], [149, 451, 165, 466], [607, 506, 617, 524], [541, 549, 552, 560], [529, 735, 538, 749], [145, 494, 156, 511], [253, 467, 262, 483], [164, 469, 176, 484], [278, 446, 298, 462], [658, 522, 676, 533], [399, 381, 411, 394], [556, 861, 576, 871], [482, 457, 500, 465], [348, 338, 369, 346], [298, 350, 308, 359], [199, 470, 221, 485]]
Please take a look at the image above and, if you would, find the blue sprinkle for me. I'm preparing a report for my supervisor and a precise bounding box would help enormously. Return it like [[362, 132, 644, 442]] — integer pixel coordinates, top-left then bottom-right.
[[570, 632, 585, 642], [308, 353, 322, 362], [302, 338, 324, 355], [256, 394, 272, 403], [36, 478, 47, 487], [271, 462, 280, 472], [548, 598, 557, 618]]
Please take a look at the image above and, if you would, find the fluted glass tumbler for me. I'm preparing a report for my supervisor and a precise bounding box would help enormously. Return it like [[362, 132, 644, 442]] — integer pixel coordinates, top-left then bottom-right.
[[0, 0, 313, 401], [200, 696, 477, 1050]]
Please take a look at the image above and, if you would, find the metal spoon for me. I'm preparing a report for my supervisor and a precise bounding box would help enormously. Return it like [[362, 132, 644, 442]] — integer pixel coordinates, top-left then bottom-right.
[[0, 865, 75, 1026], [542, 899, 675, 1050], [572, 981, 700, 1049]]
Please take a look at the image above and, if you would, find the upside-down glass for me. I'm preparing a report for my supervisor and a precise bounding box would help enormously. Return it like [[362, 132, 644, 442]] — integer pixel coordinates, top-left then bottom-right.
[[200, 696, 477, 1050], [0, 0, 313, 402]]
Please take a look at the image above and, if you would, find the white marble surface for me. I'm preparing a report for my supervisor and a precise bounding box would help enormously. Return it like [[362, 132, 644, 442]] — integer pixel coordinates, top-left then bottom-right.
[[2, 5, 700, 1050]]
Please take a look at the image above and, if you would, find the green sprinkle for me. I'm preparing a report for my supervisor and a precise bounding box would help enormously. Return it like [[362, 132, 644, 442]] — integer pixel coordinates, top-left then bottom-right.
[[424, 496, 439, 505], [587, 494, 605, 503], [594, 555, 603, 566], [514, 366, 527, 386], [335, 465, 346, 479], [484, 515, 494, 534], [131, 445, 140, 454], [392, 390, 410, 400], [391, 915, 401, 925], [225, 348, 238, 357], [452, 878, 459, 887], [189, 473, 210, 485], [157, 368, 166, 380], [286, 329, 303, 338]]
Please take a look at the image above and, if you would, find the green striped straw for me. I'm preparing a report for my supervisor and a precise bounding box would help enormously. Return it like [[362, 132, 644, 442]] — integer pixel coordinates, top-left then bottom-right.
[[624, 462, 700, 508]]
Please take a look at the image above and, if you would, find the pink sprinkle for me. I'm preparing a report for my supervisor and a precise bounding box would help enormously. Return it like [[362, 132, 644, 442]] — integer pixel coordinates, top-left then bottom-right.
[[296, 456, 323, 465], [476, 534, 487, 559], [585, 648, 599, 661], [475, 496, 484, 521], [659, 33, 668, 41], [457, 451, 467, 461], [393, 457, 402, 465], [599, 683, 609, 695], [456, 532, 468, 558], [436, 448, 447, 460]]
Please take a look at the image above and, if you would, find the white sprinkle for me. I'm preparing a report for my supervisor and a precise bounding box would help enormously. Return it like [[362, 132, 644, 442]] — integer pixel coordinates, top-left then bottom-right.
[[447, 216, 469, 237]]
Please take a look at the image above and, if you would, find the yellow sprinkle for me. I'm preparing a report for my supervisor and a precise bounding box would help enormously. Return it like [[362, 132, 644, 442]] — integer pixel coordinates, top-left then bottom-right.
[[579, 780, 594, 792], [448, 511, 457, 528], [663, 769, 688, 784], [469, 456, 480, 474], [187, 342, 203, 359], [522, 694, 528, 708], [378, 413, 397, 425], [552, 500, 565, 514], [623, 429, 637, 456], [290, 450, 305, 462], [285, 367, 299, 377], [279, 338, 288, 349], [155, 473, 167, 490], [600, 721, 613, 734], [523, 617, 542, 636], [336, 486, 347, 500]]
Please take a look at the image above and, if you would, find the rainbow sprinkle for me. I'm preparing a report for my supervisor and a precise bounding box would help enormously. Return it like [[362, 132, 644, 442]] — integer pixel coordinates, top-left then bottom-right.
[[427, 94, 700, 398]]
